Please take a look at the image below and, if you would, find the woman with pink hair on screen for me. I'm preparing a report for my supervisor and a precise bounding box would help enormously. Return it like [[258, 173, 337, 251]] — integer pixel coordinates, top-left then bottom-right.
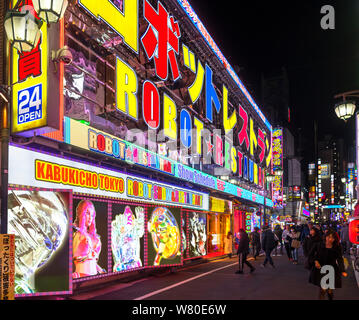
[[73, 200, 105, 278]]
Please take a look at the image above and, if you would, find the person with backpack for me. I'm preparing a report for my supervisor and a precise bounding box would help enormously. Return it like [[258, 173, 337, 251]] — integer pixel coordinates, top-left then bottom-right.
[[249, 227, 261, 260], [235, 229, 255, 274], [290, 226, 301, 265], [261, 225, 276, 268]]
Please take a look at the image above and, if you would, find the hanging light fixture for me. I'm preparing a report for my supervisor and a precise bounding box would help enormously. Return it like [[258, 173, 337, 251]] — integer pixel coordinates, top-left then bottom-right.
[[4, 8, 43, 53], [334, 101, 356, 121], [32, 0, 68, 24]]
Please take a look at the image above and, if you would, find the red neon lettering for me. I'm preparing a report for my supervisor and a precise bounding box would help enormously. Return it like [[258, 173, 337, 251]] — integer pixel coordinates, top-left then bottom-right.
[[45, 164, 53, 181], [142, 1, 181, 81], [143, 81, 160, 129], [238, 105, 249, 151], [258, 129, 265, 164], [36, 161, 46, 180], [97, 134, 105, 152]]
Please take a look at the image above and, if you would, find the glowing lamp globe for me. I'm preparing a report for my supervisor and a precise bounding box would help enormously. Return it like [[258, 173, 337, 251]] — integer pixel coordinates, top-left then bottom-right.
[[32, 0, 68, 24], [335, 101, 356, 121], [4, 9, 43, 53]]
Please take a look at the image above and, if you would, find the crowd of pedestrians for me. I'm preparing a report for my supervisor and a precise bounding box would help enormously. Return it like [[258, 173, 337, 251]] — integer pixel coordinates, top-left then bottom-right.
[[231, 220, 351, 300]]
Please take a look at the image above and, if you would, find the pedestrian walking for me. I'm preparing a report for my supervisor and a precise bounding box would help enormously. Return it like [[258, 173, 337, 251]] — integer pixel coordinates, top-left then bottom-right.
[[308, 230, 348, 300], [235, 229, 255, 274], [225, 231, 234, 258], [273, 225, 283, 256], [282, 225, 293, 261], [261, 225, 276, 268], [340, 223, 350, 255], [303, 227, 322, 269], [249, 227, 261, 260], [290, 226, 301, 265]]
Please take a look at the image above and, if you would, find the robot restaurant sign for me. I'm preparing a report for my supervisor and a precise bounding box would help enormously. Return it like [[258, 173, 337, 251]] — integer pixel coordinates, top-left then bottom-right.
[[71, 0, 272, 185], [64, 118, 266, 206]]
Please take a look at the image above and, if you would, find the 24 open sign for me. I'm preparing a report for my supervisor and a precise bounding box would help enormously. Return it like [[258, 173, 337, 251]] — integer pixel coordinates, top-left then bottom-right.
[[17, 84, 43, 125]]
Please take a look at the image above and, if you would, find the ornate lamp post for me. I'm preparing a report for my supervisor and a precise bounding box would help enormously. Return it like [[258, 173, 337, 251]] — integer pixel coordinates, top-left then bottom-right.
[[4, 6, 42, 53], [334, 91, 359, 201]]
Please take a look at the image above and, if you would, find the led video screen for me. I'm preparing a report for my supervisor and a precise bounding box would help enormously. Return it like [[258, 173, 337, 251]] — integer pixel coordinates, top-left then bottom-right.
[[147, 206, 182, 267], [8, 189, 71, 296], [72, 198, 108, 279], [188, 212, 207, 258], [111, 203, 145, 273]]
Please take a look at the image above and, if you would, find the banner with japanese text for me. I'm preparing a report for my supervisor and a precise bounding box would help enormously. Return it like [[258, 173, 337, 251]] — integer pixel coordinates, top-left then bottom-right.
[[0, 234, 15, 300]]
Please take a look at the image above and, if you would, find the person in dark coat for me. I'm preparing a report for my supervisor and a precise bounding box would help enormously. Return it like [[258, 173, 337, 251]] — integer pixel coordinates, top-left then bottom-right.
[[261, 225, 276, 268], [249, 227, 261, 260], [273, 225, 283, 256], [303, 227, 322, 269], [236, 229, 255, 274], [308, 229, 347, 300]]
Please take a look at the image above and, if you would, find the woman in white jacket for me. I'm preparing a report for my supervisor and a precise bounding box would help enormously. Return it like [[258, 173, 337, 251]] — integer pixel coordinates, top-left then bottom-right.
[[282, 225, 292, 261]]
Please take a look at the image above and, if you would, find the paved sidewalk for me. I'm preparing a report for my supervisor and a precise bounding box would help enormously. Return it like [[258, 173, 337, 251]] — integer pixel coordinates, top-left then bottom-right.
[[71, 252, 359, 300]]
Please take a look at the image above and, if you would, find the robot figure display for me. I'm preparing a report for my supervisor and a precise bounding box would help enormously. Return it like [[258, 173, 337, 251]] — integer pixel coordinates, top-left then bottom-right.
[[112, 206, 145, 272], [148, 207, 181, 266]]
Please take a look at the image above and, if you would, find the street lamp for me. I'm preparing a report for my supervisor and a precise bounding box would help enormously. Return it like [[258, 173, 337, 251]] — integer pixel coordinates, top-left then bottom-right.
[[4, 8, 43, 53], [334, 91, 359, 201], [32, 0, 68, 24], [334, 101, 356, 121]]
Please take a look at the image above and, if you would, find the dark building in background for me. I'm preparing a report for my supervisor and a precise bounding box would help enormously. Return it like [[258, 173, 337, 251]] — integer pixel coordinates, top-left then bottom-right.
[[261, 68, 305, 221], [315, 135, 347, 221]]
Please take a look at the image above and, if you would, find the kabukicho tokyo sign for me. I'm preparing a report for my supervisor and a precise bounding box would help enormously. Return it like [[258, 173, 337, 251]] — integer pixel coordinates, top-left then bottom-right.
[[8, 145, 209, 210]]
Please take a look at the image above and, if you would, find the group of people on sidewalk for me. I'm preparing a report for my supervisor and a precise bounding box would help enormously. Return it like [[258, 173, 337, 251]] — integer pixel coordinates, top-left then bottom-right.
[[230, 221, 351, 300]]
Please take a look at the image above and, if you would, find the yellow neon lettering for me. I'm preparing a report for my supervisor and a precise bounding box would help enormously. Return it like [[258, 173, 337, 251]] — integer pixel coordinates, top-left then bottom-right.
[[188, 61, 204, 103], [163, 94, 177, 140], [78, 0, 138, 52], [231, 147, 237, 174], [116, 56, 138, 120], [223, 86, 237, 133], [194, 117, 204, 155]]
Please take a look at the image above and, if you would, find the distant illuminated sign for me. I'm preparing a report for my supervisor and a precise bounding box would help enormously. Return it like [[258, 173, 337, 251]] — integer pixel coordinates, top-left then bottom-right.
[[322, 205, 345, 209], [320, 164, 330, 179]]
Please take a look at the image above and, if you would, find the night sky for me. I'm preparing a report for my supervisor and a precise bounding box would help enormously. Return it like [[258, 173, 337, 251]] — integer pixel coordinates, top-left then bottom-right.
[[188, 0, 359, 162]]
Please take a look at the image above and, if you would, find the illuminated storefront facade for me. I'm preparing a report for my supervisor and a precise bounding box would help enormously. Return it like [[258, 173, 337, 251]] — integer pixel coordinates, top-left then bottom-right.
[[7, 0, 273, 297]]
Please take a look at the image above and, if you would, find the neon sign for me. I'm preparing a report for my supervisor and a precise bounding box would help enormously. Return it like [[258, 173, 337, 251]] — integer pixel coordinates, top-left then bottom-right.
[[272, 128, 283, 208]]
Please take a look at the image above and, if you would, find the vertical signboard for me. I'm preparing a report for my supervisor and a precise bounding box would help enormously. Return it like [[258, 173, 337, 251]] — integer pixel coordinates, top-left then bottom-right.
[[11, 1, 61, 137], [0, 234, 15, 300], [272, 128, 283, 208]]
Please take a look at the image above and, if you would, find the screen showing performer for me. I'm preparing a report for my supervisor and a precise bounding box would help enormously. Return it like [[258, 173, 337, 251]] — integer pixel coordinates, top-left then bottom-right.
[[72, 199, 107, 279]]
